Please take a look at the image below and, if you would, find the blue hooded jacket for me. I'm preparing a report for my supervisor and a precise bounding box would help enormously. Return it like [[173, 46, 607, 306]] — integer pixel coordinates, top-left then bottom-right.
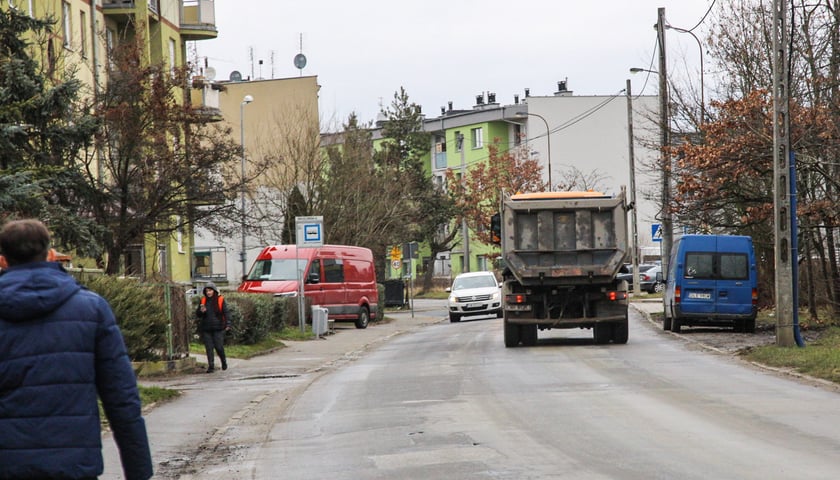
[[0, 262, 153, 480]]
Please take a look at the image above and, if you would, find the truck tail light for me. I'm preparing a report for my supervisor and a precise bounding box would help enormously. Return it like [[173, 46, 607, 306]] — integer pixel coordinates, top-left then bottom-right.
[[608, 290, 628, 301], [506, 294, 527, 304], [675, 286, 681, 303]]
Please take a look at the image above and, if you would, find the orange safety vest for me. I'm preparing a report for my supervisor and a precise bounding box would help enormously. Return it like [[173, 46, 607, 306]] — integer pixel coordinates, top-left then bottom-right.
[[200, 295, 227, 327], [200, 295, 225, 311]]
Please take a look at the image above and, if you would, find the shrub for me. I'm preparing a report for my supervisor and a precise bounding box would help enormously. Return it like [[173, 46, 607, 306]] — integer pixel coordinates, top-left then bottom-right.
[[83, 276, 169, 361], [190, 292, 302, 345]]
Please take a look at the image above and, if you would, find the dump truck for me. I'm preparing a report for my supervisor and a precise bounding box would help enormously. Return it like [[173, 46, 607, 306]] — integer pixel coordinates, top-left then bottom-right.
[[495, 190, 630, 347]]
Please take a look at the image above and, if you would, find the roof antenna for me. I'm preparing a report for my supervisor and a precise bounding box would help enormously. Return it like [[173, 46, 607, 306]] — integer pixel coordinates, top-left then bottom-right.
[[293, 33, 307, 76]]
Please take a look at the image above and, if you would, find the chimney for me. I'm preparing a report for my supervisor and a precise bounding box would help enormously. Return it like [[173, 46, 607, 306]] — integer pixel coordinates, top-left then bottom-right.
[[475, 93, 484, 105], [487, 92, 496, 104], [448, 101, 453, 111], [441, 106, 446, 115], [524, 88, 530, 97], [514, 94, 520, 104], [555, 78, 572, 96]]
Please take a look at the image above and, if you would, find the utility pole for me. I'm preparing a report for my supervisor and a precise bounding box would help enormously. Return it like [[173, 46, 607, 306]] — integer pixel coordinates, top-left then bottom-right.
[[657, 7, 673, 281], [772, 0, 796, 346], [626, 79, 641, 295], [458, 133, 470, 273]]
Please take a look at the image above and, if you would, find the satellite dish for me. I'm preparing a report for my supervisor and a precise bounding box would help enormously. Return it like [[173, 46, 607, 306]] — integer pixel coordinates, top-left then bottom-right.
[[294, 53, 307, 70], [229, 70, 242, 82], [204, 66, 216, 81]]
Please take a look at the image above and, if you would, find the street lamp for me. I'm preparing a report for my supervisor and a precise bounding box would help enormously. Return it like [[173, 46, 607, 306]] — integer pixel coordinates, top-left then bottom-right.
[[240, 94, 254, 280], [665, 24, 705, 124], [515, 111, 552, 191]]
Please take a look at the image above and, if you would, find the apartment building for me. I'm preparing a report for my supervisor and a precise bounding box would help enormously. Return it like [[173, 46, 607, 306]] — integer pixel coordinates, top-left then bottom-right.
[[381, 83, 660, 280]]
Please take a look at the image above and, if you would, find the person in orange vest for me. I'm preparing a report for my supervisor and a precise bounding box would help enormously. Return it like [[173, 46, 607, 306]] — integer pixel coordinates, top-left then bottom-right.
[[196, 282, 230, 373]]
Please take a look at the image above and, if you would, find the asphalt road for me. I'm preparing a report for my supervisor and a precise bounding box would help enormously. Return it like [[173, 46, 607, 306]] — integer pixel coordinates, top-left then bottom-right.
[[102, 300, 840, 479]]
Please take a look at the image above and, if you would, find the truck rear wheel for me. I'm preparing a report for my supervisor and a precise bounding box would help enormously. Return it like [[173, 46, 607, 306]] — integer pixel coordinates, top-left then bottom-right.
[[521, 325, 538, 346], [612, 317, 629, 344], [503, 319, 521, 347], [593, 324, 611, 344]]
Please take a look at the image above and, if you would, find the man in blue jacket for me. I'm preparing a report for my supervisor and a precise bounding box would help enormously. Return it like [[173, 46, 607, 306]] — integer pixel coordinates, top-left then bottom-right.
[[0, 219, 153, 480]]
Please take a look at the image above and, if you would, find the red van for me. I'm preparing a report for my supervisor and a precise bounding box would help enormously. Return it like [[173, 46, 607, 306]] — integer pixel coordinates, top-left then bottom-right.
[[238, 244, 379, 329]]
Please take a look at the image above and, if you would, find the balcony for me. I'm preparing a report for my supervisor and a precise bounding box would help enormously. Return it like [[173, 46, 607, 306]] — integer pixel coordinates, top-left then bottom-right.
[[181, 0, 217, 41], [189, 77, 223, 121], [102, 0, 158, 24], [102, 1, 217, 41]]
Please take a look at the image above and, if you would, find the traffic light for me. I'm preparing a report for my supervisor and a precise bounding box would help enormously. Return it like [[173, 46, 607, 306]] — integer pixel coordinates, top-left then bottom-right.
[[490, 213, 501, 245]]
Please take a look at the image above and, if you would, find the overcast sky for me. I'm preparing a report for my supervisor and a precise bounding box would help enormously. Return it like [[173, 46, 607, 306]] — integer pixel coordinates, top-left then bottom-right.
[[194, 0, 716, 127]]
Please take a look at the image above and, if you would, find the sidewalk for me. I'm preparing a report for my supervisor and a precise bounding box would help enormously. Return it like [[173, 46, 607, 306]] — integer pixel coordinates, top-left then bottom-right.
[[101, 308, 445, 479], [631, 297, 664, 317]]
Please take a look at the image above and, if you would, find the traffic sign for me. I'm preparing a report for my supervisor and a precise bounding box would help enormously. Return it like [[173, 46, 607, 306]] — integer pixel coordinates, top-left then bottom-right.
[[652, 223, 662, 242], [295, 216, 324, 248], [391, 260, 401, 270]]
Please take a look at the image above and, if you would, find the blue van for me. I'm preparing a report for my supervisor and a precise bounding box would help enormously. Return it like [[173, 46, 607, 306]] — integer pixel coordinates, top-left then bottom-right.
[[663, 235, 758, 333]]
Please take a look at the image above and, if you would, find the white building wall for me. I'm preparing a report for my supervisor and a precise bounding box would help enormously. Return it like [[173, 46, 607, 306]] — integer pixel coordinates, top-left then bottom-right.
[[523, 93, 661, 249]]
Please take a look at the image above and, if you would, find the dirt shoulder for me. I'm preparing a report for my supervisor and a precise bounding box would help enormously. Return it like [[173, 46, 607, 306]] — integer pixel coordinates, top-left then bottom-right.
[[632, 302, 838, 392]]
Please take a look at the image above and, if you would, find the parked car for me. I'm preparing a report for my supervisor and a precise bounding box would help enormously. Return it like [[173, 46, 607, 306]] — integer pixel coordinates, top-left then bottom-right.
[[639, 265, 665, 293], [446, 271, 503, 322], [617, 263, 657, 291]]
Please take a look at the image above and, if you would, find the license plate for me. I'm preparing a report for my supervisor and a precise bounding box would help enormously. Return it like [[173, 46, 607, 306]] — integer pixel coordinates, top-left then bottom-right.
[[688, 292, 711, 300], [466, 303, 482, 309]]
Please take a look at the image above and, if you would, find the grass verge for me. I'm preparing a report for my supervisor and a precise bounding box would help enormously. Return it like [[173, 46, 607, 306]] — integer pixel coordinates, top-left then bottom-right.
[[190, 326, 315, 359], [742, 326, 840, 384], [139, 385, 181, 405]]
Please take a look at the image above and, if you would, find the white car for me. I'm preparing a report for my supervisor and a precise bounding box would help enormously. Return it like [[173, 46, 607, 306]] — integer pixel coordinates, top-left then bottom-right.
[[446, 271, 503, 322]]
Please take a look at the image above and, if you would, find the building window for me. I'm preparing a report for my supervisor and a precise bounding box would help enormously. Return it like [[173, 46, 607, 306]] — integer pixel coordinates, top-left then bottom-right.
[[434, 135, 447, 169], [176, 216, 185, 253], [168, 38, 176, 77], [192, 247, 228, 281], [79, 10, 87, 58], [106, 28, 115, 66], [454, 131, 462, 152], [471, 127, 483, 149], [62, 1, 71, 48], [124, 245, 144, 277]]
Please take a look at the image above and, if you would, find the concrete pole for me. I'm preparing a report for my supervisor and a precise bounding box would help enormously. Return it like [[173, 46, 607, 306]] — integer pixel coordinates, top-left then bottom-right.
[[458, 133, 470, 273], [626, 79, 641, 295], [657, 7, 673, 284], [772, 0, 796, 346]]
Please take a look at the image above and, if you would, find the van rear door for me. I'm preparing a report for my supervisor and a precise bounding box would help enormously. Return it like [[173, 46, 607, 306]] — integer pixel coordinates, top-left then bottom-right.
[[681, 249, 717, 315], [713, 237, 753, 317]]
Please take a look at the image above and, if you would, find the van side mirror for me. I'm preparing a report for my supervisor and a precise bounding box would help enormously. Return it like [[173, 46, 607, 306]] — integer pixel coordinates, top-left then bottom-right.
[[308, 272, 320, 284]]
